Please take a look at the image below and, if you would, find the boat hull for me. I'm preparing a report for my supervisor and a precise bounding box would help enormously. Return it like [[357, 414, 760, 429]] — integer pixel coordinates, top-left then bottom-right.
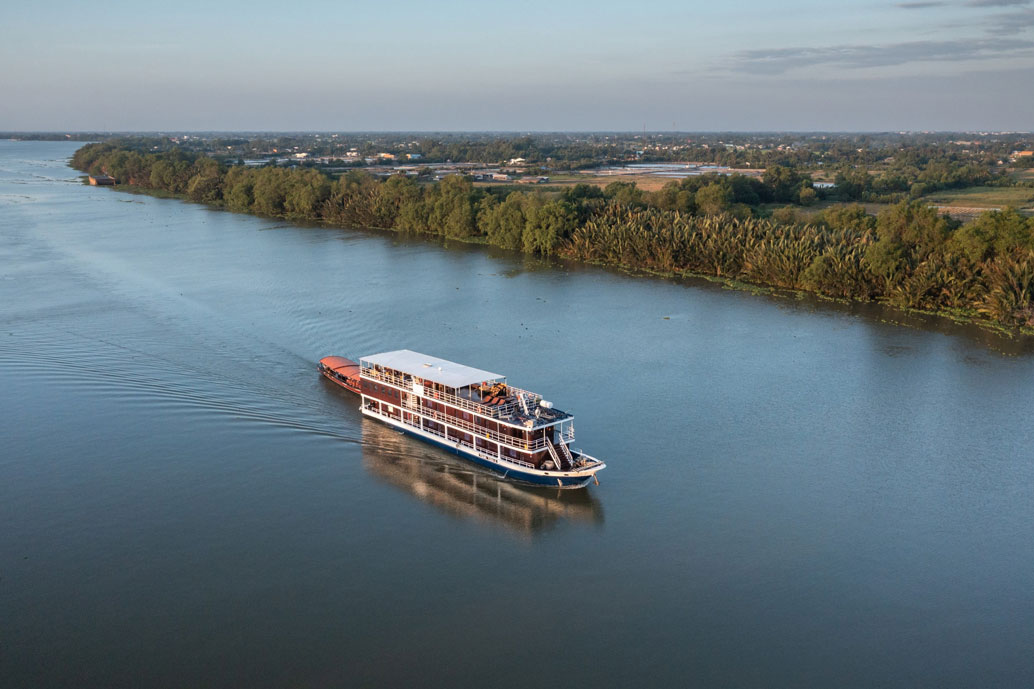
[[321, 368, 361, 394], [361, 407, 601, 489]]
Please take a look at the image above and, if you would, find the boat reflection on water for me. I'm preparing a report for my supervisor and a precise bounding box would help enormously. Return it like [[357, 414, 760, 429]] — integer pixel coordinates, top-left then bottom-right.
[[360, 419, 604, 536]]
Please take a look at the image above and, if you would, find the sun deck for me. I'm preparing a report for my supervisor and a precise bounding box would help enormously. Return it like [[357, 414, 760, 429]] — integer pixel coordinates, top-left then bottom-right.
[[360, 349, 571, 428], [360, 349, 503, 389]]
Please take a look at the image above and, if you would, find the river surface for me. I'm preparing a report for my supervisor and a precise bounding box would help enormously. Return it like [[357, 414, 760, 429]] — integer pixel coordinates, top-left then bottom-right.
[[3, 141, 1034, 688]]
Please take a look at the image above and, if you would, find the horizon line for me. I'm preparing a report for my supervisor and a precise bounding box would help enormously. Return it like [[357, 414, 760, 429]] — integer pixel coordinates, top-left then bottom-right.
[[4, 129, 1032, 136]]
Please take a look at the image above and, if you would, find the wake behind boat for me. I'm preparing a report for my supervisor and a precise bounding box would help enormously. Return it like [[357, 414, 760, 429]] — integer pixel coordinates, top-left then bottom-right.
[[319, 349, 605, 488]]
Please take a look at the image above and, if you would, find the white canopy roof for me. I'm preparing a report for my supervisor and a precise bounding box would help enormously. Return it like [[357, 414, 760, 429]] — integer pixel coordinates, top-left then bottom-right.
[[360, 350, 504, 389]]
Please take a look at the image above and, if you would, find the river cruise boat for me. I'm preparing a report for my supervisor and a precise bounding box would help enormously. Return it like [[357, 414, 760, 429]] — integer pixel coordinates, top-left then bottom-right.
[[319, 349, 605, 488]]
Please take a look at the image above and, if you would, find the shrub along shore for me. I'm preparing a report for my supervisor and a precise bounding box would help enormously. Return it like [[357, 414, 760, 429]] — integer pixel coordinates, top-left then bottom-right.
[[72, 143, 1034, 331]]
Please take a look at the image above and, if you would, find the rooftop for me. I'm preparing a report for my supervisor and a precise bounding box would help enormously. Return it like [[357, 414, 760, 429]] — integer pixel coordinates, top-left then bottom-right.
[[361, 349, 504, 389]]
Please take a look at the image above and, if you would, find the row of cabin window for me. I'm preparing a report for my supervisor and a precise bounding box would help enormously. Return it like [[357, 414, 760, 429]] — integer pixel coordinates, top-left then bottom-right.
[[423, 419, 521, 459], [364, 381, 400, 399], [418, 397, 538, 440]]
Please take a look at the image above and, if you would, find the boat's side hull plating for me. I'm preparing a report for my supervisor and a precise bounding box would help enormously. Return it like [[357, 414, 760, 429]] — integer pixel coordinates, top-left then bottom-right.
[[361, 407, 600, 489]]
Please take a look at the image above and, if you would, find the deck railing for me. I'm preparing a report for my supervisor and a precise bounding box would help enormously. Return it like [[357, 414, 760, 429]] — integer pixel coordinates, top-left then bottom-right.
[[424, 409, 573, 452], [397, 411, 537, 469], [361, 366, 549, 422], [363, 368, 410, 390], [420, 408, 554, 452]]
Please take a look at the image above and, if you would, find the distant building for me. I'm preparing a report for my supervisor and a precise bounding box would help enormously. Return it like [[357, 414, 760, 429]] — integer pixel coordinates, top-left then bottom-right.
[[1011, 150, 1033, 160], [88, 174, 115, 186], [507, 157, 526, 165], [407, 153, 422, 160]]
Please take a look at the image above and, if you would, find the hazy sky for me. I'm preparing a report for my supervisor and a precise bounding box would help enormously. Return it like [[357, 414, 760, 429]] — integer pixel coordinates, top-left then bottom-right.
[[3, 0, 1032, 131]]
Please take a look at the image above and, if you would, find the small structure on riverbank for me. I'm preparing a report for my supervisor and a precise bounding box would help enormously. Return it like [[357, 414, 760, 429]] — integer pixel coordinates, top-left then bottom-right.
[[88, 174, 115, 186]]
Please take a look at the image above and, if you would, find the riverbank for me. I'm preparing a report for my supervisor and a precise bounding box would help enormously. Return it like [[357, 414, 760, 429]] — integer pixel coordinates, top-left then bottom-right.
[[70, 143, 1034, 335], [106, 179, 1034, 341]]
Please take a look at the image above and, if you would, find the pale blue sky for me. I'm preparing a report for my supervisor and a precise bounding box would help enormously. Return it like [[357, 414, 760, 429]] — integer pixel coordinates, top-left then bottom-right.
[[2, 0, 1032, 130]]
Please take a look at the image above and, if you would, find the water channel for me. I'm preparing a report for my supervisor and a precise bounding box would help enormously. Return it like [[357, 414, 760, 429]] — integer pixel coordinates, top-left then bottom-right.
[[2, 141, 1033, 688]]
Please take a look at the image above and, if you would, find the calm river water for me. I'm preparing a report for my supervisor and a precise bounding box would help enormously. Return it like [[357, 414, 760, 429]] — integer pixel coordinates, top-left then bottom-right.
[[3, 141, 1034, 688]]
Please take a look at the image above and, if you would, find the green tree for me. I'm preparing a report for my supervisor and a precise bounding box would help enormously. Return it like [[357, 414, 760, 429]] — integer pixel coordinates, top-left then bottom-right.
[[695, 183, 733, 215], [284, 168, 330, 219], [770, 207, 799, 225], [649, 181, 696, 214], [251, 167, 289, 216], [604, 181, 645, 208], [482, 192, 528, 250], [523, 199, 577, 255], [865, 201, 957, 289], [375, 174, 423, 230], [427, 175, 479, 238], [327, 171, 382, 227], [222, 167, 255, 213], [816, 204, 876, 233], [948, 208, 1034, 263], [875, 200, 956, 255], [186, 158, 225, 204], [764, 165, 810, 203]]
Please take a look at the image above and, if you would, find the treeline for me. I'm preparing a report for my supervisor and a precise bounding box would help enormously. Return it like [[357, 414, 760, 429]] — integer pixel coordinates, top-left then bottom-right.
[[73, 143, 1034, 328], [568, 204, 1034, 326], [88, 131, 1032, 174], [831, 160, 997, 204]]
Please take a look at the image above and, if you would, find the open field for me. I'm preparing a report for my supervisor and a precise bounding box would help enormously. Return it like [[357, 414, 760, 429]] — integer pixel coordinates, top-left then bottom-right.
[[559, 173, 675, 192], [922, 186, 1034, 210], [472, 173, 676, 192], [789, 200, 893, 218]]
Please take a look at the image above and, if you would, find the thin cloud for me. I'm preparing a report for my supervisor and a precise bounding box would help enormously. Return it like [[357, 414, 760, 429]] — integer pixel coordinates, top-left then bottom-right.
[[730, 38, 1034, 74], [966, 0, 1031, 7], [985, 7, 1034, 33], [896, 0, 1034, 37], [895, 0, 1032, 7]]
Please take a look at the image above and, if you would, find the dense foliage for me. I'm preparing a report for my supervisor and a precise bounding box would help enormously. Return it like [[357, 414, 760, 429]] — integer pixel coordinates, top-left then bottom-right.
[[73, 143, 1034, 328]]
